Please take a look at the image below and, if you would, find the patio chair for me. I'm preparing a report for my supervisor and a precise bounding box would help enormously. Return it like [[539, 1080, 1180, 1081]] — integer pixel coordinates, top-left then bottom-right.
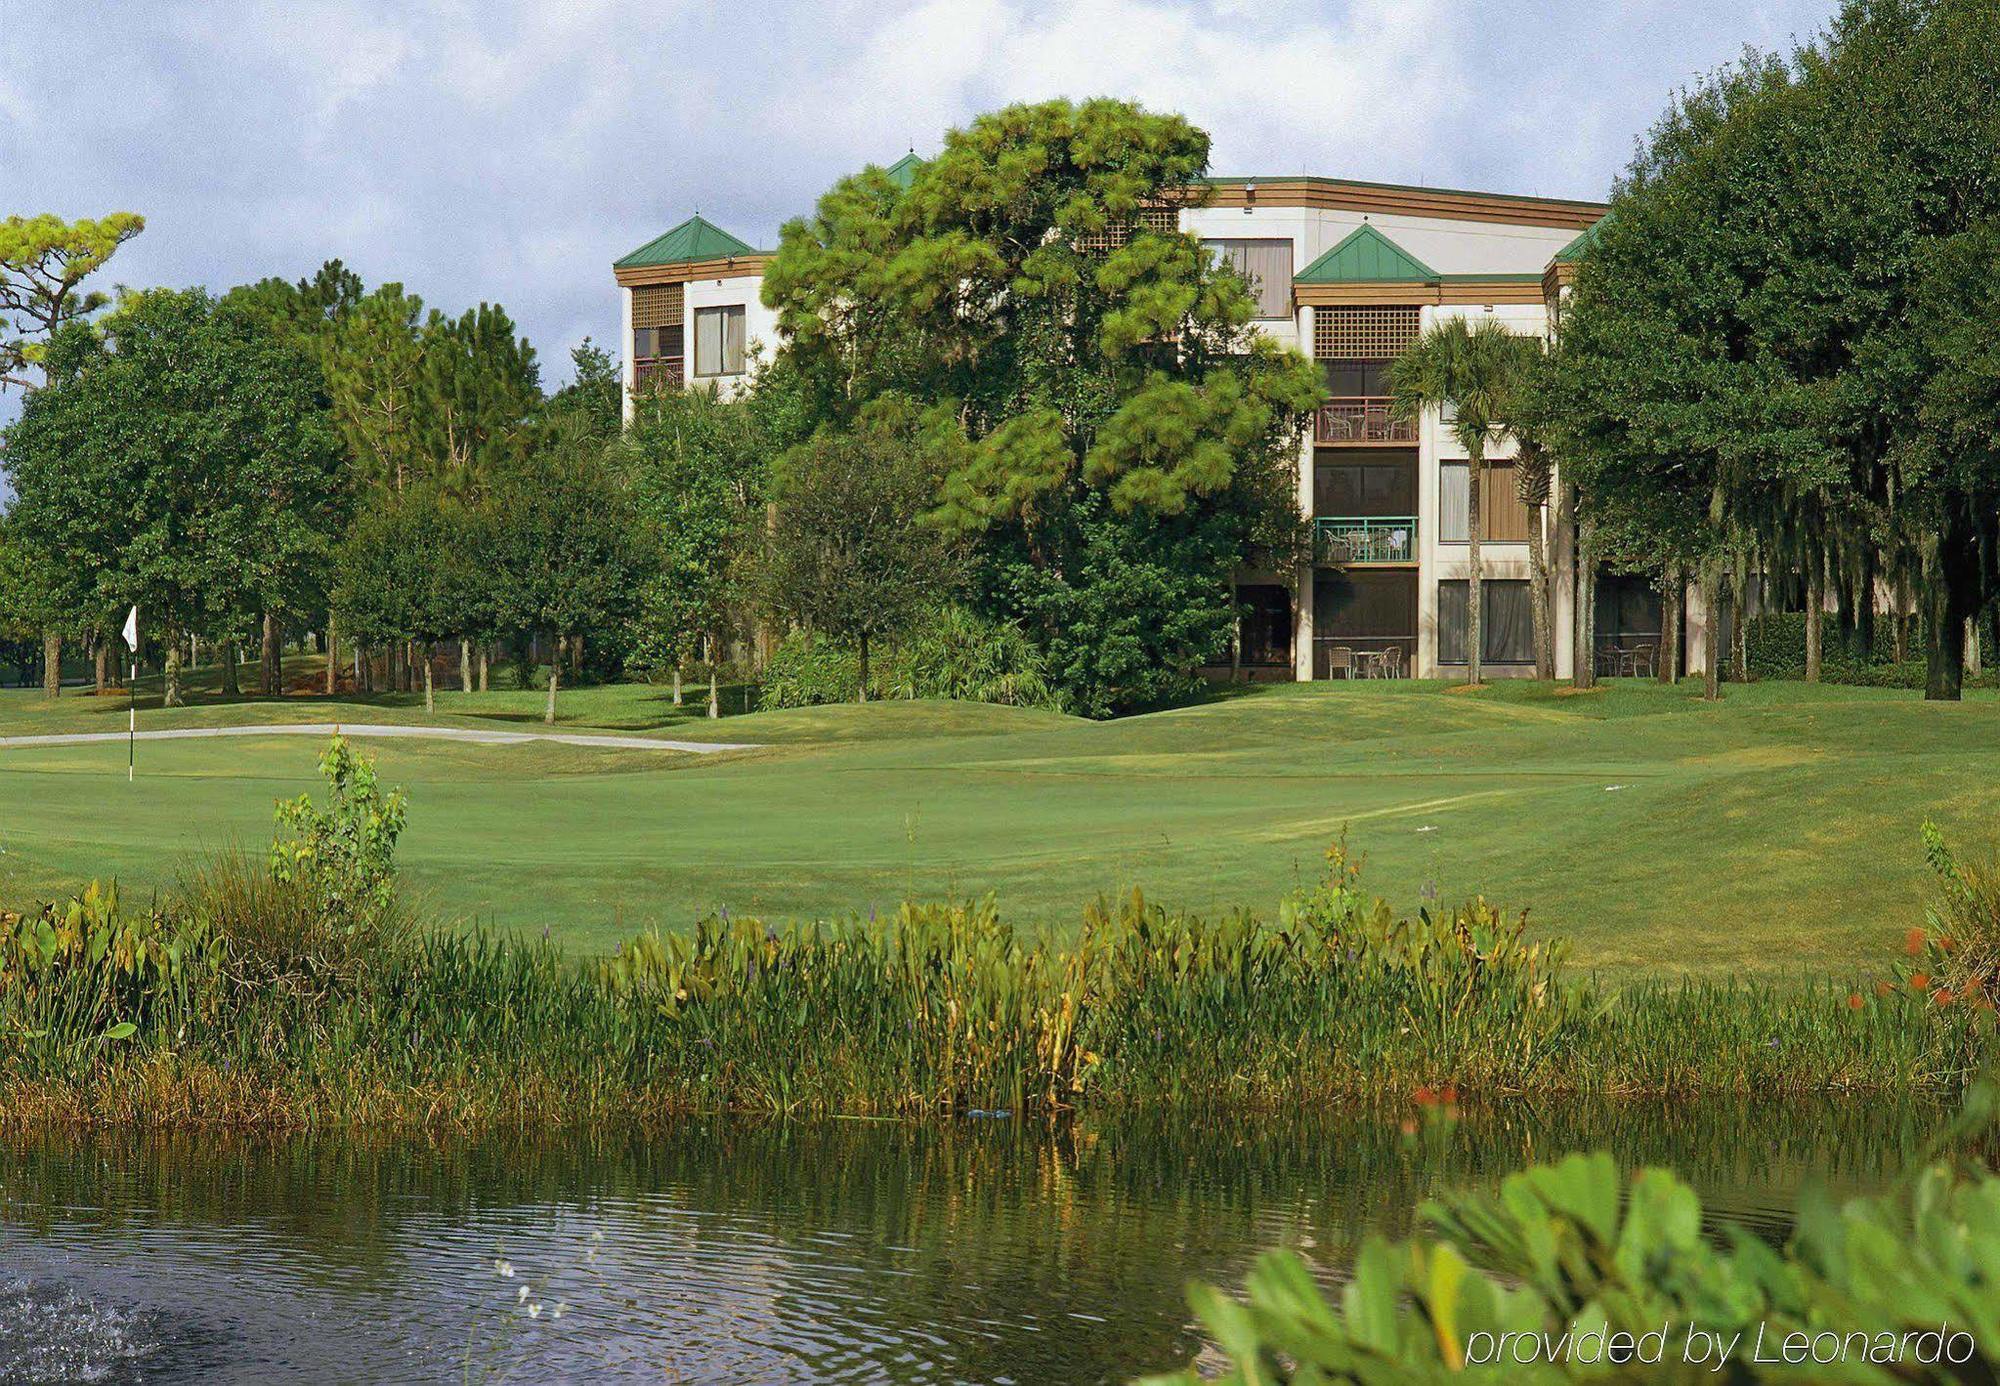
[[1325, 646, 1355, 679], [1377, 646, 1403, 679], [1629, 644, 1657, 678]]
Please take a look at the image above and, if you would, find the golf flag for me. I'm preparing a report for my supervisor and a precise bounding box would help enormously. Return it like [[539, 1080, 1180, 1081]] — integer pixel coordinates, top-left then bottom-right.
[[122, 605, 139, 651]]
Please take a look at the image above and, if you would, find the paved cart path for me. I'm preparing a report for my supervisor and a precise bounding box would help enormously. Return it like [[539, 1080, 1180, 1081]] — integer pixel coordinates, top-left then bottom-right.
[[0, 722, 757, 754]]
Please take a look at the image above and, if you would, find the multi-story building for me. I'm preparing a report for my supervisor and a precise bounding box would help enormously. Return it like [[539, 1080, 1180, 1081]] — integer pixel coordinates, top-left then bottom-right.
[[613, 159, 1715, 681]]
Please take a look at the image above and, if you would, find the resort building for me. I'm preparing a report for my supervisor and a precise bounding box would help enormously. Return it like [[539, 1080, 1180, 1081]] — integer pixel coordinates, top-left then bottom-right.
[[613, 160, 1715, 681]]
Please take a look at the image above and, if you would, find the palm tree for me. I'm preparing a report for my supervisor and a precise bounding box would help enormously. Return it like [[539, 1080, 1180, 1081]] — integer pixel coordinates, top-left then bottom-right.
[[1391, 319, 1536, 684]]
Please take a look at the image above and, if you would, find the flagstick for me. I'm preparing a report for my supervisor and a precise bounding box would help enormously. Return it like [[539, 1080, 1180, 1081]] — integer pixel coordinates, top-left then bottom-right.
[[129, 659, 137, 781]]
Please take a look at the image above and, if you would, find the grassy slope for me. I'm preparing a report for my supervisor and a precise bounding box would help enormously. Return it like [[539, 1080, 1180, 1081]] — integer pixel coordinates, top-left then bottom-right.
[[2, 671, 1995, 978]]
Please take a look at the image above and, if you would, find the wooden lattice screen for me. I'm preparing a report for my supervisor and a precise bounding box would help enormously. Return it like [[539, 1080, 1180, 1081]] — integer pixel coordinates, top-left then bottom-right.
[[1314, 306, 1420, 359], [1073, 203, 1183, 254], [631, 283, 684, 330]]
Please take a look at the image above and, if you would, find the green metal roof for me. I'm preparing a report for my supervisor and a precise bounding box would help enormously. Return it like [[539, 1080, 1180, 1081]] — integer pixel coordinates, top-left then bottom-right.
[[883, 152, 925, 190], [1295, 224, 1438, 284], [1552, 216, 1608, 264], [615, 214, 759, 270]]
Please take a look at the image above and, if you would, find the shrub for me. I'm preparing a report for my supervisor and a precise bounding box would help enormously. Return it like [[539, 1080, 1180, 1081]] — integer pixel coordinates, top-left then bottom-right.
[[889, 605, 1065, 710], [1744, 611, 1996, 688], [758, 628, 870, 707], [1145, 1085, 2000, 1383], [1882, 823, 2000, 1015], [268, 734, 407, 937]]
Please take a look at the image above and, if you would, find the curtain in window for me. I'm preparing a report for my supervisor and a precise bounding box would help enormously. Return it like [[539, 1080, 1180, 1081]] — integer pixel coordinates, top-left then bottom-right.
[[695, 306, 746, 376], [1205, 239, 1293, 319], [1439, 464, 1470, 542], [1438, 580, 1534, 664]]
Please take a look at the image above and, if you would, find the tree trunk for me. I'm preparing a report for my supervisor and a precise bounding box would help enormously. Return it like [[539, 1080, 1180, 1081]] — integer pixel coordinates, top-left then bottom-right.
[[1571, 503, 1596, 689], [423, 643, 435, 714], [94, 639, 109, 695], [1731, 575, 1750, 684], [164, 627, 185, 708], [1804, 554, 1823, 684], [1659, 568, 1682, 683], [1966, 617, 1983, 680], [1925, 555, 1969, 702], [1465, 450, 1484, 686], [673, 666, 683, 706], [1857, 549, 1877, 663], [545, 651, 560, 723], [221, 640, 240, 697], [1527, 499, 1552, 680], [41, 630, 60, 700], [261, 611, 281, 695], [325, 611, 339, 696], [460, 638, 473, 694], [707, 664, 719, 720], [858, 630, 872, 703], [1702, 564, 1723, 702], [479, 645, 489, 692]]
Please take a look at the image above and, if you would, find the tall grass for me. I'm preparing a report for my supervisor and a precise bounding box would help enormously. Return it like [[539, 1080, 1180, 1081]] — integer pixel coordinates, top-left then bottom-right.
[[2, 850, 1989, 1132]]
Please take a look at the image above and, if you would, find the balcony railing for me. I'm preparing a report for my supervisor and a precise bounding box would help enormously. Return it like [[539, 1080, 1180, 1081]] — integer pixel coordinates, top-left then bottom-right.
[[1315, 398, 1415, 444], [632, 356, 685, 393], [1316, 515, 1417, 565]]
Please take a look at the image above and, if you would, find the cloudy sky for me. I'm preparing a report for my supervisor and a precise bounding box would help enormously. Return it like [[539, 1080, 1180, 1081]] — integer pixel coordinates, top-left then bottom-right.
[[5, 0, 1836, 403]]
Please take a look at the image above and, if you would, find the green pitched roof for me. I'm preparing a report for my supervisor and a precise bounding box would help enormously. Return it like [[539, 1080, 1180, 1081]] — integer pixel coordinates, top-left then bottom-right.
[[1552, 215, 1609, 263], [1294, 224, 1438, 284], [615, 214, 759, 270], [883, 152, 925, 190]]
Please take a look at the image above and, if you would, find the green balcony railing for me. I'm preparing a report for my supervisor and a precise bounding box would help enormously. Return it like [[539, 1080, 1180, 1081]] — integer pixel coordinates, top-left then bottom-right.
[[1316, 515, 1417, 564]]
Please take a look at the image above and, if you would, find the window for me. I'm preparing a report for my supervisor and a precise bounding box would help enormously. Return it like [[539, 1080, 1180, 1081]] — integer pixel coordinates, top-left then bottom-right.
[[694, 305, 747, 377], [1205, 239, 1293, 319], [1438, 580, 1534, 664], [632, 325, 683, 362], [1320, 359, 1395, 398], [1439, 462, 1532, 543], [1315, 458, 1416, 516]]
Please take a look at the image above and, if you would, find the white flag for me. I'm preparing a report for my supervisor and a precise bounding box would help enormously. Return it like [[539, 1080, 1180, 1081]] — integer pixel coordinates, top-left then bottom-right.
[[122, 605, 139, 651]]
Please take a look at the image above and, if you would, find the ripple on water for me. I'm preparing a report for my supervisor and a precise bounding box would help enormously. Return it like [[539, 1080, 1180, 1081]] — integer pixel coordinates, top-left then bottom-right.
[[0, 1277, 179, 1384]]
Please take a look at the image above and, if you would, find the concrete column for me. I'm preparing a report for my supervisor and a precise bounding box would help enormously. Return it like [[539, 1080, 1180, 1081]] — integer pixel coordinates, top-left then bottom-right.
[[1294, 303, 1317, 681], [619, 285, 636, 425], [1550, 465, 1575, 680]]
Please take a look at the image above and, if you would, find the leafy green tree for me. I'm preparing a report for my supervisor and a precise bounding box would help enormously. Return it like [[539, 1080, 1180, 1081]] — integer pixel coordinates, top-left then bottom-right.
[[1, 212, 144, 392], [326, 284, 427, 496], [333, 487, 482, 714], [617, 385, 769, 708], [1392, 318, 1538, 685], [762, 98, 1317, 714], [1541, 0, 2000, 701], [225, 260, 366, 693], [2, 289, 343, 706], [542, 338, 624, 445], [760, 408, 964, 702], [490, 447, 650, 722], [417, 301, 540, 497]]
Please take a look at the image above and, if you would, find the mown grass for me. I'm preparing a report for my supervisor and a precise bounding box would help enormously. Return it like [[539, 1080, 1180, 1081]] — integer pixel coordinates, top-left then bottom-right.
[[10, 672, 2000, 978]]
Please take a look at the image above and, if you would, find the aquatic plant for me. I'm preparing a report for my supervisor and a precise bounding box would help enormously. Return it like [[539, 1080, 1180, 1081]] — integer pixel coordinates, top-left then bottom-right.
[[1142, 1082, 2000, 1383]]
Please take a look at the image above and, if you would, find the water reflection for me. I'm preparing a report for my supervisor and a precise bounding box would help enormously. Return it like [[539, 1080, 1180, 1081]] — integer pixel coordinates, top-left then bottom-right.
[[0, 1095, 1953, 1384]]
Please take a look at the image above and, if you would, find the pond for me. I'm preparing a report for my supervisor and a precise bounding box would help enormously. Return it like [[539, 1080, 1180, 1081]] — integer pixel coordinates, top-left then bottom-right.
[[0, 1096, 1950, 1383]]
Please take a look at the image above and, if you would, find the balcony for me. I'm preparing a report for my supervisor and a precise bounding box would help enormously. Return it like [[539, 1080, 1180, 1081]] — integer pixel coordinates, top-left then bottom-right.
[[632, 356, 685, 393], [1315, 398, 1415, 445], [1316, 515, 1417, 565]]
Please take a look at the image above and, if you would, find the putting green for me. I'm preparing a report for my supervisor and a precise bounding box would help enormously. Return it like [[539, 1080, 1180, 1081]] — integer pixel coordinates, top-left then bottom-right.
[[3, 677, 1996, 977]]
